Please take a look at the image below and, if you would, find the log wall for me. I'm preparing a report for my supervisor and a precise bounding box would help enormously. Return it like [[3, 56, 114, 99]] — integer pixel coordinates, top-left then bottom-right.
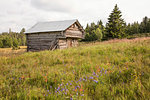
[[58, 39, 67, 49], [65, 23, 84, 39], [27, 32, 63, 51]]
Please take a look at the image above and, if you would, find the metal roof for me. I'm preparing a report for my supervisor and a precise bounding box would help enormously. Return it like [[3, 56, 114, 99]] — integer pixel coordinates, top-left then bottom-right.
[[25, 19, 78, 34]]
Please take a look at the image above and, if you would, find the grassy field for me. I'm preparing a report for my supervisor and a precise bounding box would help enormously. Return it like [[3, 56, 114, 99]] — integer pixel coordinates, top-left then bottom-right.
[[0, 37, 150, 100], [0, 46, 26, 57]]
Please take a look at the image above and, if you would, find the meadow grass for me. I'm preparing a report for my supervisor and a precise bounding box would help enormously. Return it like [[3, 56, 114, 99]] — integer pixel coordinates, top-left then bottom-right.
[[0, 38, 150, 100], [0, 46, 26, 57]]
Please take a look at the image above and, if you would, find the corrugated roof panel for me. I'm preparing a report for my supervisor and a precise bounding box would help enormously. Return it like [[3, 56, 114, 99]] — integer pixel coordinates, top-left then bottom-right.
[[25, 19, 77, 34]]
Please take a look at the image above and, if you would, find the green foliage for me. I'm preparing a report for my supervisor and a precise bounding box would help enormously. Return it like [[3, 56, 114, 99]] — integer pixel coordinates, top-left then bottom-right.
[[13, 38, 19, 47], [106, 4, 126, 39], [0, 39, 3, 48], [0, 28, 26, 48], [0, 39, 150, 99], [12, 38, 20, 50], [126, 16, 150, 35], [2, 36, 13, 48], [83, 5, 150, 41], [95, 28, 103, 41], [84, 22, 104, 41]]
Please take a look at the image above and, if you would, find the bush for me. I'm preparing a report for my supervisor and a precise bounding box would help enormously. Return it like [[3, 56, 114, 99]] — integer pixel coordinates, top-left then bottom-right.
[[0, 39, 3, 48], [2, 37, 13, 48], [13, 38, 19, 48], [95, 28, 103, 41]]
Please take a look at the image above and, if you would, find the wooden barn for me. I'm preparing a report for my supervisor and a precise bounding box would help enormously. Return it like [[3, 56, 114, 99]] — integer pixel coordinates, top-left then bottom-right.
[[25, 19, 85, 52]]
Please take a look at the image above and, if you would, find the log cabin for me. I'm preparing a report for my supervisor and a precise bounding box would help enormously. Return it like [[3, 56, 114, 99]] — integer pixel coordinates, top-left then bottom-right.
[[25, 19, 85, 52]]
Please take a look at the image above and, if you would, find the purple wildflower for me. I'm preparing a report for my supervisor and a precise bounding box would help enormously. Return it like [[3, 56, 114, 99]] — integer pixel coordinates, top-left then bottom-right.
[[66, 83, 68, 85], [100, 71, 102, 73], [93, 80, 98, 83], [81, 94, 84, 96], [75, 86, 77, 89], [79, 78, 82, 81], [60, 84, 63, 86], [102, 68, 104, 71], [89, 76, 93, 79], [70, 98, 73, 100], [93, 72, 96, 75]]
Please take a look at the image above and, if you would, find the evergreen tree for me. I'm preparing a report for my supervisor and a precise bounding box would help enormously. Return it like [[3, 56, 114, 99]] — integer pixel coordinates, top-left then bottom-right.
[[20, 28, 25, 34], [84, 33, 90, 41], [139, 16, 150, 33], [85, 24, 90, 33], [90, 22, 96, 32], [20, 28, 26, 46], [106, 4, 126, 39], [126, 23, 131, 35]]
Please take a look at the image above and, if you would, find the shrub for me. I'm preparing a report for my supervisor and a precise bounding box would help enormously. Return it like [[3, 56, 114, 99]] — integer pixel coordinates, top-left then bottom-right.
[[0, 39, 3, 48]]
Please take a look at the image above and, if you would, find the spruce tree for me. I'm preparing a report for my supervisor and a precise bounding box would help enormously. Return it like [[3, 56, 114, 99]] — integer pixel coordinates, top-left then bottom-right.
[[106, 4, 126, 39]]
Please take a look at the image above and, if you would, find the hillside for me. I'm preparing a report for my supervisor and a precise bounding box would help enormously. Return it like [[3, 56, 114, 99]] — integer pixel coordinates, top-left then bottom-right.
[[0, 38, 150, 99]]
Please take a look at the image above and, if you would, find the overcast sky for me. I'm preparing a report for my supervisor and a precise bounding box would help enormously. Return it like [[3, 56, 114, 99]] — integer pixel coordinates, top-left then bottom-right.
[[0, 0, 149, 33]]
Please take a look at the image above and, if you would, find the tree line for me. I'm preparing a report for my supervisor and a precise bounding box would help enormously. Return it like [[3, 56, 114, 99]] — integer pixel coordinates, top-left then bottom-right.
[[0, 4, 150, 48], [83, 4, 150, 41], [0, 28, 26, 49]]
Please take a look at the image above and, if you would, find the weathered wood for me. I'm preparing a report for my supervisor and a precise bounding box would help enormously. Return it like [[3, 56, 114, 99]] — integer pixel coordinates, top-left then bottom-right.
[[26, 20, 84, 52], [65, 30, 83, 38], [59, 46, 67, 49]]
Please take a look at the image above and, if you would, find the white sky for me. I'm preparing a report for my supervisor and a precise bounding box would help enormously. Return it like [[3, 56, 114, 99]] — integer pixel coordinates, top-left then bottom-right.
[[0, 0, 150, 33]]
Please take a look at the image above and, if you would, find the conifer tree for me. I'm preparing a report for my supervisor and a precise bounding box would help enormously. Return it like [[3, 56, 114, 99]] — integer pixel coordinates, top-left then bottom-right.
[[106, 4, 126, 39]]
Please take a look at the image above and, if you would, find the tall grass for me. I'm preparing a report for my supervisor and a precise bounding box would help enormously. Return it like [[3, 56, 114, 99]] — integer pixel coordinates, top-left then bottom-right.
[[0, 39, 150, 100]]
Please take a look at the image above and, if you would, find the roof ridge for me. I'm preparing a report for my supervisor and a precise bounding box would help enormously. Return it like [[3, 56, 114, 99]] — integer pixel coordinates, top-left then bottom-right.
[[37, 19, 77, 23]]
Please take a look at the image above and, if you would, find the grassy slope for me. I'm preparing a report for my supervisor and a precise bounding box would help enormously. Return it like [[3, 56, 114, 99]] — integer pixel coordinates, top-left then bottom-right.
[[0, 38, 150, 100]]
